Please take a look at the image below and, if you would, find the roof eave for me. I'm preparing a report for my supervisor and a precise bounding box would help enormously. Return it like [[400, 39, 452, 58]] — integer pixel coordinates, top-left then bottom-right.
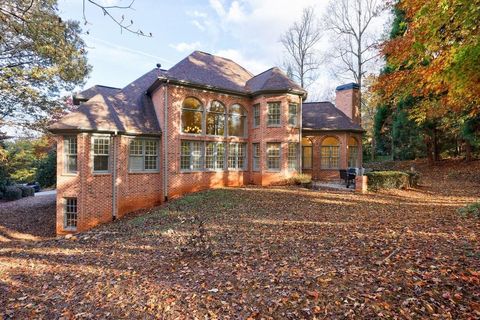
[[302, 127, 365, 133], [48, 128, 162, 137]]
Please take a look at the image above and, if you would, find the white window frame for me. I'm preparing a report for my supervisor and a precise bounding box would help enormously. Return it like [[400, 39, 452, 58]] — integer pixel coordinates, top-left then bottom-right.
[[288, 143, 299, 171], [205, 142, 226, 171], [288, 103, 298, 127], [92, 135, 111, 173], [64, 197, 78, 230], [266, 142, 281, 171], [129, 138, 159, 172], [228, 142, 247, 170], [180, 140, 204, 172], [64, 136, 77, 174], [267, 102, 281, 126], [253, 104, 260, 128], [253, 143, 260, 171]]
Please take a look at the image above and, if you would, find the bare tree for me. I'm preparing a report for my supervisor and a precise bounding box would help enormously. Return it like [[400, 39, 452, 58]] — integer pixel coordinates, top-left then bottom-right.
[[323, 0, 387, 110], [82, 0, 152, 37], [280, 7, 323, 89]]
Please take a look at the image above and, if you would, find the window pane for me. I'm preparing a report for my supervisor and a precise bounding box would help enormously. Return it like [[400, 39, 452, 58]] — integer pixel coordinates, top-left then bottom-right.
[[288, 104, 298, 126], [206, 142, 215, 169], [238, 143, 246, 169], [130, 156, 144, 171], [182, 110, 202, 134], [216, 143, 225, 169], [253, 105, 260, 127], [181, 141, 191, 170], [253, 143, 260, 170], [228, 115, 246, 137], [206, 113, 225, 136], [302, 146, 312, 169], [183, 97, 203, 110], [191, 142, 203, 170], [94, 155, 109, 171], [348, 146, 358, 167], [267, 102, 281, 125], [129, 139, 143, 155], [93, 138, 109, 155], [228, 143, 237, 169], [65, 198, 77, 229], [288, 143, 298, 170], [145, 156, 157, 170], [66, 155, 77, 172], [145, 140, 157, 155], [267, 143, 280, 170]]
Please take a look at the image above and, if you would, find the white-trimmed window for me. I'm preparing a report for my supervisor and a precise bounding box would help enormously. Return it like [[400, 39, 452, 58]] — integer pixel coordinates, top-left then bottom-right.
[[92, 136, 110, 172], [267, 102, 281, 126], [64, 198, 77, 230], [253, 143, 260, 171], [64, 136, 77, 173], [288, 143, 299, 170], [288, 104, 298, 126], [181, 140, 203, 171], [321, 137, 340, 169], [182, 97, 203, 134], [129, 139, 159, 172], [267, 142, 281, 171], [206, 142, 225, 170], [228, 143, 246, 170], [206, 101, 225, 136], [253, 104, 260, 128]]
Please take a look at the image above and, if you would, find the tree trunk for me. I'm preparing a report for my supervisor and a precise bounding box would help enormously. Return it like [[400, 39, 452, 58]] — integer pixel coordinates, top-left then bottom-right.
[[465, 140, 472, 162], [371, 136, 376, 161], [425, 135, 434, 165], [433, 127, 441, 162]]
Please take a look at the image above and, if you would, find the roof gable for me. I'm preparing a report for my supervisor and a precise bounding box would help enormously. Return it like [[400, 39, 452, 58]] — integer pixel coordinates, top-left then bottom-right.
[[246, 67, 304, 93]]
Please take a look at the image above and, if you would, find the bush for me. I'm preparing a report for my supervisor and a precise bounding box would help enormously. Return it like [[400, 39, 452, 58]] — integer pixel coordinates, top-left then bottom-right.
[[18, 185, 35, 197], [35, 149, 56, 187], [365, 171, 410, 191], [288, 174, 312, 185], [5, 186, 22, 201], [457, 202, 480, 218]]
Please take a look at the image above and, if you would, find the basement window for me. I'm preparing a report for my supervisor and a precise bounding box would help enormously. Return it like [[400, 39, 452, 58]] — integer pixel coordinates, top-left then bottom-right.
[[64, 198, 77, 230]]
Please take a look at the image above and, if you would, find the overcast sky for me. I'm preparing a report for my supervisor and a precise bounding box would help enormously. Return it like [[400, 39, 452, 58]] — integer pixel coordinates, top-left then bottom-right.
[[58, 0, 390, 101]]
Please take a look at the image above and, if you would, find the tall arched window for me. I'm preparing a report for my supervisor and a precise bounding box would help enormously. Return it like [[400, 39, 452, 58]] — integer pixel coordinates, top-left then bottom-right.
[[228, 104, 246, 137], [206, 101, 225, 136], [302, 137, 313, 169], [321, 137, 340, 169], [181, 97, 203, 134], [348, 137, 359, 168]]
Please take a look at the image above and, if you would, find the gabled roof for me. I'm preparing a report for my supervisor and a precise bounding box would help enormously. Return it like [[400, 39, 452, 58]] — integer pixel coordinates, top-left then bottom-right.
[[302, 102, 363, 132], [72, 85, 121, 105], [246, 67, 304, 93], [49, 69, 162, 135]]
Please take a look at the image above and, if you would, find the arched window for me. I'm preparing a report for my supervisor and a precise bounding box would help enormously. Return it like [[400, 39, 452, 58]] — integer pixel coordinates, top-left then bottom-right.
[[228, 104, 246, 137], [321, 137, 340, 169], [302, 137, 313, 169], [181, 97, 203, 134], [206, 100, 225, 136], [348, 137, 359, 168]]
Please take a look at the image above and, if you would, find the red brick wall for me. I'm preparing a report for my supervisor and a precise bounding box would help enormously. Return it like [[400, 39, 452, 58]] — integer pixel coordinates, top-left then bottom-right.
[[55, 83, 362, 234], [335, 88, 361, 125]]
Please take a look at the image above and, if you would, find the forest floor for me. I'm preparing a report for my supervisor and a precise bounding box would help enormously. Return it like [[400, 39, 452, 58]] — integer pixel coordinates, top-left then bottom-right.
[[0, 159, 479, 319]]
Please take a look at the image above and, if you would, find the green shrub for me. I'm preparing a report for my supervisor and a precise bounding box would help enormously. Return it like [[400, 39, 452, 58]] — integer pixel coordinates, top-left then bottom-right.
[[365, 171, 410, 191], [18, 185, 35, 197], [5, 186, 22, 201], [35, 149, 56, 187], [457, 202, 480, 218], [288, 174, 312, 185]]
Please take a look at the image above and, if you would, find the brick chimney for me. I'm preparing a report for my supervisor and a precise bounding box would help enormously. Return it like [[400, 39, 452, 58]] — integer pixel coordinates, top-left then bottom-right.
[[335, 83, 360, 125]]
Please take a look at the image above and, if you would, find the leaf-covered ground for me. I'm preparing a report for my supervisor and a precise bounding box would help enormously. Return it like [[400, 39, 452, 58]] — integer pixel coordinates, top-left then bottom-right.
[[1, 160, 479, 319]]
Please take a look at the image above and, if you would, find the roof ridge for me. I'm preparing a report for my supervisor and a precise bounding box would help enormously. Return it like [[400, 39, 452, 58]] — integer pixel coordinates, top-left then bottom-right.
[[250, 67, 277, 79], [93, 84, 121, 90]]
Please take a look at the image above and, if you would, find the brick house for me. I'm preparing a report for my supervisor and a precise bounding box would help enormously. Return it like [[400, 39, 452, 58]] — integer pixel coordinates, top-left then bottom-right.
[[49, 51, 363, 234]]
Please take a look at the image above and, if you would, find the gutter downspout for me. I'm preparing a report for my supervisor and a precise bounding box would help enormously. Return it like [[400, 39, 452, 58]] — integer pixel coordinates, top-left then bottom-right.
[[163, 81, 169, 201], [299, 98, 303, 174], [112, 131, 118, 220]]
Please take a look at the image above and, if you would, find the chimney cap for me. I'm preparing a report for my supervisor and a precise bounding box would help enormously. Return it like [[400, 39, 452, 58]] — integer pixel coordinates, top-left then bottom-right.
[[336, 83, 359, 91]]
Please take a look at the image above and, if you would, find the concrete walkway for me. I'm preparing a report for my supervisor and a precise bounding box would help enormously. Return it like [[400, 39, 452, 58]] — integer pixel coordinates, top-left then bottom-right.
[[312, 181, 354, 191]]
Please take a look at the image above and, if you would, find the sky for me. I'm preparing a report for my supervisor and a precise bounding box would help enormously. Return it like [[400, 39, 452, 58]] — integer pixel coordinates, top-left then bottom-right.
[[57, 0, 390, 101]]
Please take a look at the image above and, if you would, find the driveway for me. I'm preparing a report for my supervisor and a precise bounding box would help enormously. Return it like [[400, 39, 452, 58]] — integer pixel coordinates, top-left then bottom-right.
[[0, 191, 56, 241]]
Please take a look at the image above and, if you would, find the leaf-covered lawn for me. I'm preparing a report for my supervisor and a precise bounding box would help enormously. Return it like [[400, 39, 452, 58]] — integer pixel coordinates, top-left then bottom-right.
[[1, 161, 479, 319]]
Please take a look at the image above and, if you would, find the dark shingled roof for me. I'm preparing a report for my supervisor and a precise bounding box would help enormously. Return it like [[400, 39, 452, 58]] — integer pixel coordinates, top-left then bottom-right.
[[246, 67, 304, 93], [50, 51, 312, 135], [72, 85, 121, 105], [302, 102, 363, 132], [49, 69, 163, 135], [166, 51, 253, 92]]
